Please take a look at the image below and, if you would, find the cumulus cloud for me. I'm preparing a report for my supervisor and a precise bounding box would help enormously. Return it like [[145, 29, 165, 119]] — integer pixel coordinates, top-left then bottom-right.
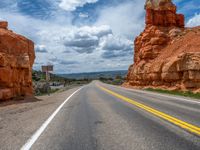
[[187, 13, 200, 27], [0, 0, 140, 73], [64, 35, 98, 54], [59, 60, 78, 65], [49, 57, 58, 62], [95, 0, 144, 38], [59, 0, 98, 11], [100, 34, 133, 59], [64, 25, 112, 53], [48, 57, 78, 66], [35, 45, 48, 53], [79, 13, 89, 18], [101, 35, 132, 51]]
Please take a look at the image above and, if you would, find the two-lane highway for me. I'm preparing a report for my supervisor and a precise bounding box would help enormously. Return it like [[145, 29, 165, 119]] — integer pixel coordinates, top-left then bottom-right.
[[23, 81, 200, 150]]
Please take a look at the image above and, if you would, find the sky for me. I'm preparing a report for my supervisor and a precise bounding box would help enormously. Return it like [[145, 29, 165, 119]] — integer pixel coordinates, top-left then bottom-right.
[[0, 0, 200, 74]]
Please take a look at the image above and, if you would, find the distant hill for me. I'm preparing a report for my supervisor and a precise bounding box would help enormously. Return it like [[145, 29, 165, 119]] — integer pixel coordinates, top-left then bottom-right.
[[58, 70, 128, 79]]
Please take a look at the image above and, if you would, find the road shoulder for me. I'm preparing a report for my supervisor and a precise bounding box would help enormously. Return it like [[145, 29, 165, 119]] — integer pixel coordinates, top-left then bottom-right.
[[0, 86, 82, 150]]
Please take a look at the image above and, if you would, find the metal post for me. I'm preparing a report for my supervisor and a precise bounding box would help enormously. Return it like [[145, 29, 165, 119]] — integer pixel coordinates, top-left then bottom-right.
[[46, 70, 50, 96], [42, 65, 53, 96]]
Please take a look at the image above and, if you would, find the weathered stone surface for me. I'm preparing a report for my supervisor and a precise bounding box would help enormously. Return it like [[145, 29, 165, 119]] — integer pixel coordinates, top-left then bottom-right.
[[145, 0, 184, 27], [0, 21, 35, 100], [0, 21, 8, 29], [0, 88, 13, 100], [124, 1, 200, 92]]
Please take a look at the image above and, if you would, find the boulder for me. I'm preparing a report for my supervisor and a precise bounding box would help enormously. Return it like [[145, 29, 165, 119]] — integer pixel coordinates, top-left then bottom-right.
[[0, 21, 35, 100]]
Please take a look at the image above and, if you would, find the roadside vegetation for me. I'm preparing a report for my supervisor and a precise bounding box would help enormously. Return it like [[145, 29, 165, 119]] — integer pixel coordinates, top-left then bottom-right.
[[145, 88, 200, 99], [99, 75, 125, 85], [32, 70, 126, 96], [32, 70, 91, 96]]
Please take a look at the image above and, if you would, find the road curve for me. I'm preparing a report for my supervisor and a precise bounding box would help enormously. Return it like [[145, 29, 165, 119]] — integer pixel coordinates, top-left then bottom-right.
[[28, 81, 200, 150]]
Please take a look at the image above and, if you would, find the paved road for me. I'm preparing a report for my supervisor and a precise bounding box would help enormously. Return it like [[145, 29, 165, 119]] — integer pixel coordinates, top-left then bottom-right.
[[26, 81, 200, 150]]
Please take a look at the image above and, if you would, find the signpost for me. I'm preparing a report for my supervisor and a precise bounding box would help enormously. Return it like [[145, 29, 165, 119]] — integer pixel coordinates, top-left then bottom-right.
[[42, 65, 53, 81], [42, 65, 53, 95]]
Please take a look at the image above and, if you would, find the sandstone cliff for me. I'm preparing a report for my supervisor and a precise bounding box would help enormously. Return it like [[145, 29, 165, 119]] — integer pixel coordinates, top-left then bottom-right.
[[124, 0, 200, 92], [0, 21, 35, 100]]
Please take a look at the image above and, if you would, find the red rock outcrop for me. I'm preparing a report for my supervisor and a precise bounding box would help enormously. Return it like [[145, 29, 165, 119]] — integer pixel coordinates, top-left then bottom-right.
[[0, 21, 35, 100], [145, 0, 184, 27], [124, 0, 200, 92]]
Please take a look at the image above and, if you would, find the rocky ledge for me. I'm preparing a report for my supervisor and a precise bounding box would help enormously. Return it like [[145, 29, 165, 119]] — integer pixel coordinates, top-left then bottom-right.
[[124, 0, 200, 92], [0, 21, 35, 100]]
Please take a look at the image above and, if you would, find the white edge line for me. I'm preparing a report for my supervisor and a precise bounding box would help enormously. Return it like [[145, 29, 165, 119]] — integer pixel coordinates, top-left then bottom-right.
[[102, 83, 200, 104], [21, 87, 84, 150]]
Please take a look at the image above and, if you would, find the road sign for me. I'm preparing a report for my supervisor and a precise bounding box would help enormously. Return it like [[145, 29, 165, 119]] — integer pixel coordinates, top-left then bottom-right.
[[41, 65, 54, 95], [42, 65, 53, 72], [41, 65, 54, 81]]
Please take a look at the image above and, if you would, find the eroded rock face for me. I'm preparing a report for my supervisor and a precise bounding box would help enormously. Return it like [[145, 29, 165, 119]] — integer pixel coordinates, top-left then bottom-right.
[[145, 0, 184, 27], [0, 21, 35, 100], [124, 1, 200, 92]]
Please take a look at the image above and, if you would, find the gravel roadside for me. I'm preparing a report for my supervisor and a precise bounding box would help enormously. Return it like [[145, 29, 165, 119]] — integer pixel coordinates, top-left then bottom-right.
[[0, 86, 83, 150]]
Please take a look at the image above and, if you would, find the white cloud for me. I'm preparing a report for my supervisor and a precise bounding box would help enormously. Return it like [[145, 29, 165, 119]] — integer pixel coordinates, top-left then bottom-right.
[[100, 34, 133, 59], [0, 17, 5, 21], [63, 25, 112, 53], [95, 0, 145, 38], [33, 23, 132, 73], [59, 0, 98, 11], [79, 13, 89, 18], [35, 45, 48, 53], [101, 34, 132, 51], [0, 0, 139, 73], [186, 13, 200, 27]]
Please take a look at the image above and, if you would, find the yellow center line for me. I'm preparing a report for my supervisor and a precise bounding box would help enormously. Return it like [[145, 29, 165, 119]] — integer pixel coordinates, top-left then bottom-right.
[[97, 85, 200, 136]]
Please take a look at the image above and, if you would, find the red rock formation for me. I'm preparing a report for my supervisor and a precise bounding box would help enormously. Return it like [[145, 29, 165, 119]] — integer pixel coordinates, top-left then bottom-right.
[[0, 21, 35, 100], [145, 0, 184, 27], [124, 0, 200, 92], [0, 21, 8, 29]]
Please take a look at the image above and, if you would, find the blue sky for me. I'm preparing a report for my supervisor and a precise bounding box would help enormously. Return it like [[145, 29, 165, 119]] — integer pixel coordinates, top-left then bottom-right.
[[0, 0, 199, 73]]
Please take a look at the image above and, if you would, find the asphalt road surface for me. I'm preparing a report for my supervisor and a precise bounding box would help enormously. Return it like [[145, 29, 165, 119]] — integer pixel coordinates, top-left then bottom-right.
[[23, 81, 200, 150]]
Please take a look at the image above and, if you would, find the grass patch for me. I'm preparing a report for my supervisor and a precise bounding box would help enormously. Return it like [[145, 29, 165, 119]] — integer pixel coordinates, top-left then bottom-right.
[[145, 88, 200, 99]]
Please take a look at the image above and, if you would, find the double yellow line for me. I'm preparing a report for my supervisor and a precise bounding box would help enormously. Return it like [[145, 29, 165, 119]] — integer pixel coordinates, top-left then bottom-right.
[[98, 85, 200, 136]]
